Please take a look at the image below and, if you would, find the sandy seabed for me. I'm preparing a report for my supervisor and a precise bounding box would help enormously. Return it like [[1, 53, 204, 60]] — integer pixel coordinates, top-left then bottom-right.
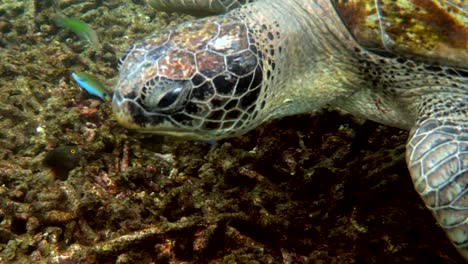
[[0, 0, 463, 263]]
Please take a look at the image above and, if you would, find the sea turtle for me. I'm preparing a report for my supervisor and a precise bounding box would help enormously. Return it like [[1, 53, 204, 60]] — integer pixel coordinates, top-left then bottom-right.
[[112, 0, 468, 259]]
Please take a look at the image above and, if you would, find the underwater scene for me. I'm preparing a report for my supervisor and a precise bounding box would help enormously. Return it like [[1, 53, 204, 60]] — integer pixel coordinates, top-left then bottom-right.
[[0, 0, 465, 263]]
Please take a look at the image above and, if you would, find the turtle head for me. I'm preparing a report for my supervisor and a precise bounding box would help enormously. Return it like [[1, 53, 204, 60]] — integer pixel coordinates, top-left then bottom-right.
[[113, 16, 265, 140]]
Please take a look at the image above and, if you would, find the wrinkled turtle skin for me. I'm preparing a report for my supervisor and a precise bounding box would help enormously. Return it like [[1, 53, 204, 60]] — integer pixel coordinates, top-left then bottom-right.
[[113, 0, 468, 259]]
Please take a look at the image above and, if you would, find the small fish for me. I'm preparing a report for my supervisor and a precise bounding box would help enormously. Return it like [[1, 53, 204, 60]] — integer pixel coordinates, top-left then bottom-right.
[[43, 145, 81, 180], [54, 14, 100, 48], [72, 72, 112, 102]]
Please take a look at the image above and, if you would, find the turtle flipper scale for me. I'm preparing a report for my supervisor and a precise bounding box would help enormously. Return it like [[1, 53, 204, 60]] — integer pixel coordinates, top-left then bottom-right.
[[406, 93, 468, 258]]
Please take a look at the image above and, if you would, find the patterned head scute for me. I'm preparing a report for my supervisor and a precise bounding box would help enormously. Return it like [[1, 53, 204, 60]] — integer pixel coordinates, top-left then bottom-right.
[[113, 15, 263, 140]]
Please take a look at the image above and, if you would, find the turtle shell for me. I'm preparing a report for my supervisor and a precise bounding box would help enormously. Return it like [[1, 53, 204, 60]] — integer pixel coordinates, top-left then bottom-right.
[[333, 0, 467, 68]]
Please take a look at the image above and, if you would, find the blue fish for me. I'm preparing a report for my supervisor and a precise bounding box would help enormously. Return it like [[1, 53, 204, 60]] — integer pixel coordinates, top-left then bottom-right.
[[72, 72, 111, 102]]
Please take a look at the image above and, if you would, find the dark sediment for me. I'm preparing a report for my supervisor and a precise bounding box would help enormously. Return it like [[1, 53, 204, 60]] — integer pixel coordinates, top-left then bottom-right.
[[0, 1, 463, 263]]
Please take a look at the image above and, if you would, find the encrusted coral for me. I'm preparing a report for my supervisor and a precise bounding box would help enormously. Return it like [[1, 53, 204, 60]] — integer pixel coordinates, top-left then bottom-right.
[[0, 1, 463, 263]]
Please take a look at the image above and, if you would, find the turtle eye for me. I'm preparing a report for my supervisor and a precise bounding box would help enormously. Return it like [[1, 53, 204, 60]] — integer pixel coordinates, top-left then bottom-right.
[[142, 78, 191, 113], [157, 86, 184, 109]]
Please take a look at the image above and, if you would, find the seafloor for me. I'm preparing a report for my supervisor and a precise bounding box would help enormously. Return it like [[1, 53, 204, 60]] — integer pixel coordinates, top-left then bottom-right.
[[0, 0, 464, 263]]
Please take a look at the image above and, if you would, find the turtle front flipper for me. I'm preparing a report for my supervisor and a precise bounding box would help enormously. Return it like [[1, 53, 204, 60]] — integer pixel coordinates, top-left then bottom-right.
[[147, 0, 247, 15], [406, 93, 468, 259]]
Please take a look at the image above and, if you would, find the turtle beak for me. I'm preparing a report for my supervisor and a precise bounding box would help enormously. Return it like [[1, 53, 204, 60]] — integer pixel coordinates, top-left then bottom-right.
[[112, 91, 139, 130]]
